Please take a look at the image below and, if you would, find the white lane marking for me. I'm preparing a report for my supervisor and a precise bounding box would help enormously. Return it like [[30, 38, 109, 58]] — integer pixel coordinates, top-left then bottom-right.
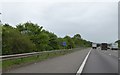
[[76, 49, 92, 75]]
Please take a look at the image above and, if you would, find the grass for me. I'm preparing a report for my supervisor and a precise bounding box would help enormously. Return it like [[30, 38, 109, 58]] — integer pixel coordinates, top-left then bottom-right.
[[2, 49, 76, 71], [0, 61, 2, 68]]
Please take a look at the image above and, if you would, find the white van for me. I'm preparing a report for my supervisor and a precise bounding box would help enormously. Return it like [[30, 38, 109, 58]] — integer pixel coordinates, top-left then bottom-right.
[[111, 43, 118, 50], [92, 43, 97, 49]]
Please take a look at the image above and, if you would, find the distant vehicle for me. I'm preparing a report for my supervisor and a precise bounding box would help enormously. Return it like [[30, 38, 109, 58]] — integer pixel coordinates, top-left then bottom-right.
[[111, 43, 118, 50], [107, 45, 110, 49], [101, 43, 107, 50], [92, 43, 97, 49], [107, 44, 111, 49]]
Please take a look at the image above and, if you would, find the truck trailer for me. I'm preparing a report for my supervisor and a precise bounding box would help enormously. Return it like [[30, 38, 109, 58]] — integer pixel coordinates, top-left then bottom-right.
[[101, 43, 107, 50]]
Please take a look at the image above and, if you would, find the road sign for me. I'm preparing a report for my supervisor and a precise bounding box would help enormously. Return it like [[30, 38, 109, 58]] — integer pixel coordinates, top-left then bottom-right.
[[62, 42, 66, 46]]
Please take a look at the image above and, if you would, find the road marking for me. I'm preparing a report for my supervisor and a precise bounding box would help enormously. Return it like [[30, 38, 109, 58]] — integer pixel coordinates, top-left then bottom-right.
[[76, 49, 92, 75]]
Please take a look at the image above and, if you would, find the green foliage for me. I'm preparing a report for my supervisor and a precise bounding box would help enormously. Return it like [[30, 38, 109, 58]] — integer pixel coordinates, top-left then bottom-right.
[[2, 24, 36, 55], [36, 32, 49, 51], [2, 22, 91, 55], [17, 22, 44, 51], [17, 22, 43, 35], [64, 35, 75, 49], [72, 34, 91, 48], [47, 32, 60, 50], [73, 34, 81, 39], [0, 24, 2, 55]]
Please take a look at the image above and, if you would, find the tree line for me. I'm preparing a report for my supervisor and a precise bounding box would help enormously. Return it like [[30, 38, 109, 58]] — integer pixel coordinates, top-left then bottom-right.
[[2, 22, 91, 55]]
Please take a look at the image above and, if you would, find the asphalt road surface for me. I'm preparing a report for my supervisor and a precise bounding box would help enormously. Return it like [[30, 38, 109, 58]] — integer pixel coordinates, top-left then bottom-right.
[[82, 49, 118, 73], [3, 48, 119, 75], [5, 48, 90, 73]]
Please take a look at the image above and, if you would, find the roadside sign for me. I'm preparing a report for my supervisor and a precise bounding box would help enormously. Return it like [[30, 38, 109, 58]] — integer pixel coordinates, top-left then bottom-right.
[[62, 42, 66, 46]]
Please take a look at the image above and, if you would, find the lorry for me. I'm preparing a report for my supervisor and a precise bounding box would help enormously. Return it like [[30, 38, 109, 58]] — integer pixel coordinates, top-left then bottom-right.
[[92, 43, 97, 49], [101, 43, 107, 50], [111, 43, 118, 50]]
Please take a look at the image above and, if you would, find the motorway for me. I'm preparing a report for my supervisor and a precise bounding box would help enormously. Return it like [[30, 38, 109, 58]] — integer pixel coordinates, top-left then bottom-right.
[[82, 49, 118, 73], [5, 48, 90, 73], [3, 48, 119, 75]]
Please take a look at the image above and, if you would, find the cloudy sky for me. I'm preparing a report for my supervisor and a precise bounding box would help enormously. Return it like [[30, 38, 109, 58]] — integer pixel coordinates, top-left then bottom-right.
[[0, 0, 119, 43]]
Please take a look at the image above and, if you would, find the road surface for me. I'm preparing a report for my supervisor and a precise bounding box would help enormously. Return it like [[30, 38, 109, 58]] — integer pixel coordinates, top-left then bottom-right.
[[5, 48, 90, 73], [3, 48, 119, 75], [82, 49, 118, 73]]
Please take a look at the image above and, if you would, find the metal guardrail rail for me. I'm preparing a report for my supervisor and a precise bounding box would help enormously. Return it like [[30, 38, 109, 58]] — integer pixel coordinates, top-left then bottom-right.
[[0, 49, 73, 61]]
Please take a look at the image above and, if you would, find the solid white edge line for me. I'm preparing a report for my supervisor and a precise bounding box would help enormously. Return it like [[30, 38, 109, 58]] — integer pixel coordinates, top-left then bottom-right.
[[76, 48, 92, 75]]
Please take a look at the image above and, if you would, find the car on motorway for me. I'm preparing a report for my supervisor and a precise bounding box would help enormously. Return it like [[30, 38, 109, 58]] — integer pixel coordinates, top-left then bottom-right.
[[107, 44, 111, 49], [101, 43, 107, 50], [111, 43, 118, 50]]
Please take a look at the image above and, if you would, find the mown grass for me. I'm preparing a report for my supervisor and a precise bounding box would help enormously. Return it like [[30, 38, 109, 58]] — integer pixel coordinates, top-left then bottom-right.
[[2, 49, 76, 71]]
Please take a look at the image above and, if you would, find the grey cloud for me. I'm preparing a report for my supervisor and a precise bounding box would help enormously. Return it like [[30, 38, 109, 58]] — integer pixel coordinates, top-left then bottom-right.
[[1, 2, 118, 43], [40, 2, 118, 43]]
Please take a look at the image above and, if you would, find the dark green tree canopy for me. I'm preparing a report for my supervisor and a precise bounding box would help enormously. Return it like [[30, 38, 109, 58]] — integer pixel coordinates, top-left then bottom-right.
[[2, 22, 91, 55], [73, 34, 81, 39], [2, 24, 36, 55]]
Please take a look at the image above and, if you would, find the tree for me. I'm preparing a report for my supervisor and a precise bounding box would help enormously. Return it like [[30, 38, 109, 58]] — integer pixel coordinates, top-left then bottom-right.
[[17, 22, 46, 51], [72, 34, 82, 47], [2, 22, 92, 55], [2, 24, 36, 55], [73, 34, 81, 39], [17, 22, 43, 35], [42, 30, 60, 50], [0, 24, 2, 54], [72, 34, 91, 47], [64, 35, 75, 49], [36, 32, 49, 51]]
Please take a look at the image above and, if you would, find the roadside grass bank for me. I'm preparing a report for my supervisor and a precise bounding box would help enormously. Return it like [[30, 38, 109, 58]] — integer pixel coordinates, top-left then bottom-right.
[[2, 48, 86, 72]]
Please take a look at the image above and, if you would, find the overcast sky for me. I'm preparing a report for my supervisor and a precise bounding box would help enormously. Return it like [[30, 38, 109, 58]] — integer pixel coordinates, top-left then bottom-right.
[[0, 0, 119, 43]]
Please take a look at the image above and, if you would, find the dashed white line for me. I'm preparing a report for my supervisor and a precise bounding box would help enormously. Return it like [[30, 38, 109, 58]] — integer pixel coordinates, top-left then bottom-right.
[[76, 49, 92, 75]]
